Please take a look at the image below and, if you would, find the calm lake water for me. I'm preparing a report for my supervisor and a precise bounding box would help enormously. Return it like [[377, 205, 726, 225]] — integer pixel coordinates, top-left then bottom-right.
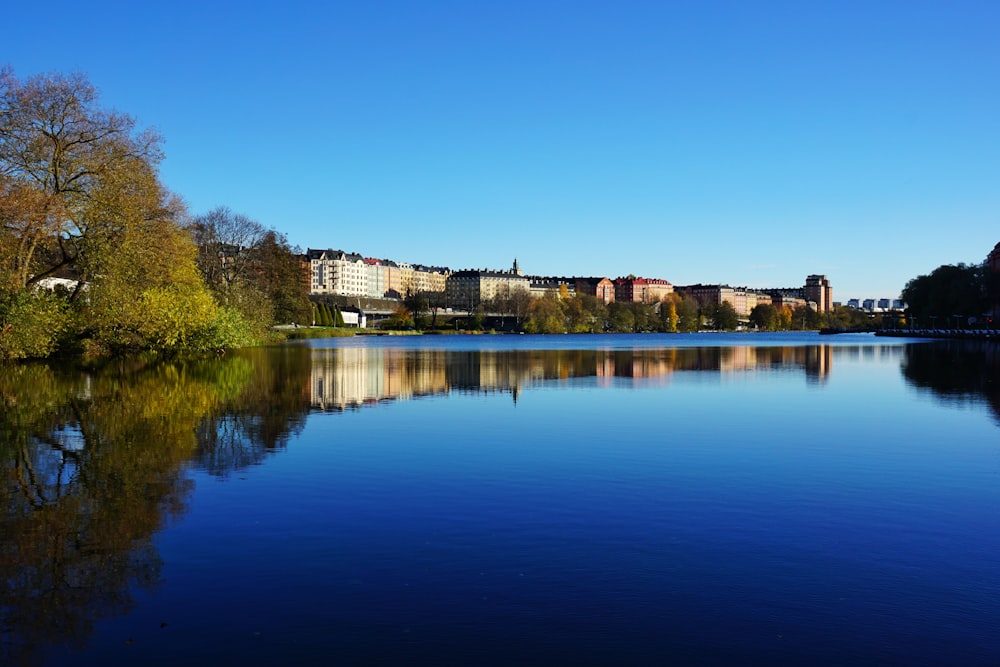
[[2, 333, 999, 665]]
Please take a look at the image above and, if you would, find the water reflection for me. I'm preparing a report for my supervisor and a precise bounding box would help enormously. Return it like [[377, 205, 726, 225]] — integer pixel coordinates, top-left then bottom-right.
[[2, 339, 988, 664], [309, 344, 845, 410], [193, 347, 312, 477], [0, 358, 227, 666], [902, 341, 1000, 424]]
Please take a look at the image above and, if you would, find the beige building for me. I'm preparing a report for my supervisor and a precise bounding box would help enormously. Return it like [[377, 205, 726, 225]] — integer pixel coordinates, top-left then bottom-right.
[[412, 264, 449, 295], [446, 261, 530, 310], [679, 284, 771, 318]]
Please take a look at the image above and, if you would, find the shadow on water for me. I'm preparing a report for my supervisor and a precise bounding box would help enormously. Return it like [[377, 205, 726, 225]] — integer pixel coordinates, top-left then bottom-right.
[[902, 341, 1000, 425]]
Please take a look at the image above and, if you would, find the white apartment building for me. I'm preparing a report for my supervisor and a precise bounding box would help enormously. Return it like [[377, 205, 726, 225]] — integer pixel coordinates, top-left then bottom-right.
[[307, 249, 368, 297]]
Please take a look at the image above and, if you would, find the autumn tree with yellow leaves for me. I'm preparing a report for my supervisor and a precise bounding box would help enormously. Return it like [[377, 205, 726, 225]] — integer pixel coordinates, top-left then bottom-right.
[[0, 67, 257, 359]]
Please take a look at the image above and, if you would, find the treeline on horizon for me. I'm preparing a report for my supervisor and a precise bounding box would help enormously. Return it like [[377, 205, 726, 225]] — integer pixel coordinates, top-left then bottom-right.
[[388, 287, 845, 333], [2, 67, 995, 361]]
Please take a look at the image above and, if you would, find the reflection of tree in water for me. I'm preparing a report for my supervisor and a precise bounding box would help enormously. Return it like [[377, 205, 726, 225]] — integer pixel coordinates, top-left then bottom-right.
[[902, 342, 1000, 425], [193, 346, 312, 476], [0, 355, 264, 665]]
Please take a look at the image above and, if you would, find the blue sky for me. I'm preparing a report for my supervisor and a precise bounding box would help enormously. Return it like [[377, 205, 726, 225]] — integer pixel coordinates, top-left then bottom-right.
[[5, 1, 997, 300]]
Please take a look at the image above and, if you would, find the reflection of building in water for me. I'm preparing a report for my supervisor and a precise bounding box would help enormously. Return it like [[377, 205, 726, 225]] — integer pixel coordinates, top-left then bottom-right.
[[310, 345, 855, 409], [311, 348, 449, 410]]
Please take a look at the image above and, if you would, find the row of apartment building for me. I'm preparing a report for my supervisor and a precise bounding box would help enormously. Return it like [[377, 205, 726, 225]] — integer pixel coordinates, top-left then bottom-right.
[[440, 269, 830, 318], [307, 249, 449, 299], [305, 249, 833, 316]]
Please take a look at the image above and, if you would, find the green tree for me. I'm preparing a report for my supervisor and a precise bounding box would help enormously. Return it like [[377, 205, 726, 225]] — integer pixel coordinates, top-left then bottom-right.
[[749, 303, 778, 331], [901, 263, 987, 325], [676, 295, 700, 332], [317, 302, 332, 326], [0, 289, 68, 360], [254, 231, 311, 325], [790, 305, 824, 330], [607, 302, 636, 332], [699, 301, 719, 330], [716, 301, 739, 330], [524, 294, 566, 333], [405, 291, 431, 328]]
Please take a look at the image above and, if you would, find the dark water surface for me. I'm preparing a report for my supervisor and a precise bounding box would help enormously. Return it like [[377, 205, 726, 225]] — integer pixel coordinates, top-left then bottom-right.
[[3, 333, 999, 665]]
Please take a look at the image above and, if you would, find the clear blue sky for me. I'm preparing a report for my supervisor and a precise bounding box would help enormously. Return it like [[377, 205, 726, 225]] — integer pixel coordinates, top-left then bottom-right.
[[6, 0, 998, 300]]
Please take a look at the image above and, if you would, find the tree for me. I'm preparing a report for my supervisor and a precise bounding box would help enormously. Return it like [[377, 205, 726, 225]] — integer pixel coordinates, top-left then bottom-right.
[[902, 263, 987, 325], [189, 206, 267, 300], [405, 291, 431, 326], [253, 231, 311, 325], [607, 302, 636, 332], [0, 176, 65, 290], [0, 67, 164, 289], [0, 289, 68, 359], [524, 294, 566, 333], [699, 301, 719, 330], [676, 295, 700, 332], [384, 304, 414, 330], [0, 68, 247, 356], [510, 287, 533, 327], [660, 295, 679, 332], [715, 301, 739, 330], [749, 303, 778, 331], [790, 305, 824, 330], [631, 302, 657, 332], [316, 301, 332, 326], [777, 305, 793, 330]]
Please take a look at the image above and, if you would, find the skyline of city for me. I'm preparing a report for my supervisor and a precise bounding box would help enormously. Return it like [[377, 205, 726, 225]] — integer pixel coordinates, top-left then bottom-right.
[[307, 242, 903, 308], [5, 1, 997, 301]]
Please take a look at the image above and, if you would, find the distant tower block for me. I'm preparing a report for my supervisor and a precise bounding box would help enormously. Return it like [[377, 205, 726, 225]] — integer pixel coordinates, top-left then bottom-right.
[[805, 275, 833, 313]]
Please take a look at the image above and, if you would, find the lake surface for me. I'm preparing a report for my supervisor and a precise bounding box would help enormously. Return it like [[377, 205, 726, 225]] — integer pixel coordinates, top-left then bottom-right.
[[2, 333, 999, 665]]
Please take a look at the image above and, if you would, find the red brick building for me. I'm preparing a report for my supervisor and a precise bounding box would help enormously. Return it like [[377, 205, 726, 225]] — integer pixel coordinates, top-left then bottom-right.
[[575, 277, 615, 304]]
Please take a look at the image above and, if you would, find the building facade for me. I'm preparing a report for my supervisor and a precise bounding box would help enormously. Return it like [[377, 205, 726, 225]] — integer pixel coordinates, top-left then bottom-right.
[[445, 261, 529, 310], [613, 277, 674, 303], [307, 249, 369, 296], [411, 264, 450, 295], [363, 258, 385, 299], [574, 277, 615, 304], [805, 275, 833, 313], [679, 284, 773, 318], [528, 277, 577, 299]]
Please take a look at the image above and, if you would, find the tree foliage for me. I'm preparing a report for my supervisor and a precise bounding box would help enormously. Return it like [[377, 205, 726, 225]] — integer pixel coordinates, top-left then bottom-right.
[[715, 301, 739, 330], [189, 209, 310, 328], [0, 67, 164, 289], [0, 67, 257, 358], [901, 263, 987, 323], [749, 303, 778, 331], [675, 295, 701, 332]]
